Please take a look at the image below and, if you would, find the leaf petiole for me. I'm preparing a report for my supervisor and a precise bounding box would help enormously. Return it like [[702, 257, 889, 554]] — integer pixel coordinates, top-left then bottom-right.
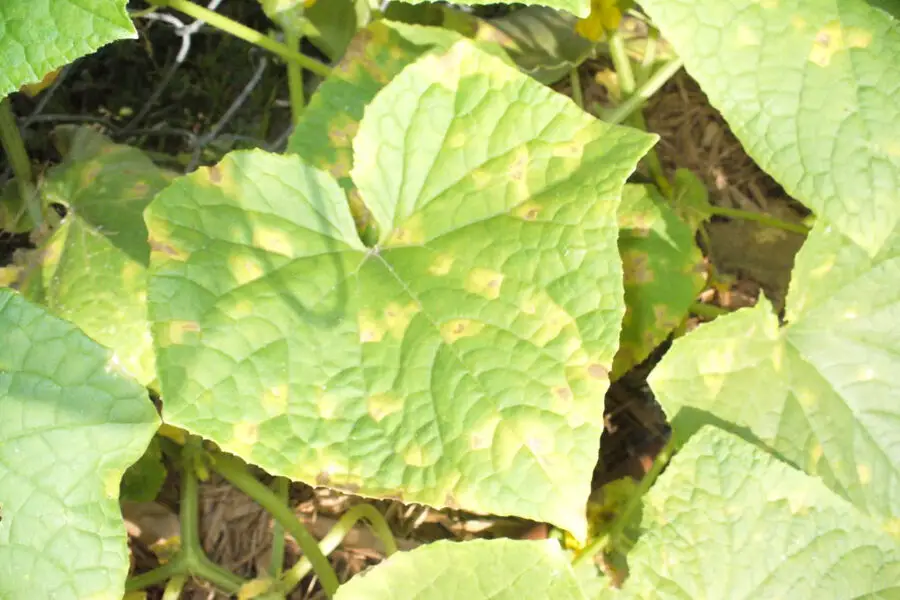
[[280, 503, 400, 592], [211, 454, 341, 597]]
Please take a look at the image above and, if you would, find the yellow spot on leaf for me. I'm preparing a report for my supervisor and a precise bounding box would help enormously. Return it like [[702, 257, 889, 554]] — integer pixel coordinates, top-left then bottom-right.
[[809, 21, 872, 67], [465, 268, 504, 300], [367, 393, 404, 422], [843, 309, 858, 320], [230, 421, 259, 456], [884, 518, 900, 538], [403, 443, 435, 467], [736, 25, 760, 46], [791, 15, 807, 31], [471, 169, 492, 190], [440, 319, 485, 343], [317, 388, 341, 419], [384, 302, 420, 339], [469, 415, 500, 451], [448, 132, 467, 148], [262, 384, 289, 415], [508, 147, 529, 182], [224, 299, 255, 319], [229, 254, 265, 285], [386, 214, 425, 245], [514, 201, 542, 221], [809, 444, 823, 467], [253, 225, 294, 257], [162, 320, 201, 345], [121, 261, 143, 288], [358, 309, 385, 343], [857, 464, 872, 485], [103, 469, 122, 499], [428, 253, 455, 276]]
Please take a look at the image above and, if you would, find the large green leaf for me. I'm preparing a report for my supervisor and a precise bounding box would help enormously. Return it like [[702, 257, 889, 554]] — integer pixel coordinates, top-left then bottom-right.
[[18, 127, 175, 386], [0, 0, 135, 98], [640, 0, 900, 255], [613, 184, 706, 378], [620, 426, 900, 599], [400, 0, 592, 19], [0, 289, 159, 600], [334, 539, 585, 599], [650, 221, 900, 524], [147, 40, 655, 537]]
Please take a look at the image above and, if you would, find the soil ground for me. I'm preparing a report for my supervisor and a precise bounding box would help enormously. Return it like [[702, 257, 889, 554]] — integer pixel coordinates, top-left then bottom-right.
[[0, 5, 809, 598]]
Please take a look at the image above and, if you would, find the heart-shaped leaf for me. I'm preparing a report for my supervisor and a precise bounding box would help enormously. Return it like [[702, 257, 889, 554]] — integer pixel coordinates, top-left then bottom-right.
[[0, 289, 159, 599], [147, 41, 655, 537]]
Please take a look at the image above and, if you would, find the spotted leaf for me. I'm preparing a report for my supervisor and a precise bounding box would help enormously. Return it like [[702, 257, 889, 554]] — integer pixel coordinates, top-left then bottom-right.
[[19, 127, 175, 385], [619, 426, 900, 599], [650, 221, 900, 524], [147, 40, 655, 538], [613, 184, 706, 378], [640, 0, 900, 255]]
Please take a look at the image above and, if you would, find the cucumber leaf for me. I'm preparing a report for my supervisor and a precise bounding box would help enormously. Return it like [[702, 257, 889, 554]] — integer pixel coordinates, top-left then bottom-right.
[[0, 0, 135, 98], [614, 184, 706, 378], [19, 127, 175, 386], [640, 0, 900, 255], [650, 221, 900, 524], [334, 539, 585, 599], [0, 289, 159, 600], [147, 40, 655, 537], [620, 426, 900, 599], [287, 21, 469, 243]]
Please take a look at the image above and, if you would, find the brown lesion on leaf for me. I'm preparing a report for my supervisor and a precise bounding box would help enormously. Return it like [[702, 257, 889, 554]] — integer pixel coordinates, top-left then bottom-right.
[[621, 251, 654, 284], [207, 164, 222, 184], [588, 363, 609, 380], [148, 238, 188, 261], [809, 20, 872, 67]]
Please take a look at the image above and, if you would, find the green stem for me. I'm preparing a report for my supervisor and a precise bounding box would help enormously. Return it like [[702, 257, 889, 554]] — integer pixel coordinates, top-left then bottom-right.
[[573, 437, 676, 566], [569, 67, 584, 110], [127, 447, 247, 595], [270, 477, 290, 577], [212, 455, 340, 597], [635, 28, 659, 84], [161, 575, 187, 600], [147, 0, 331, 78], [285, 28, 305, 124], [608, 29, 636, 96], [281, 504, 399, 592], [707, 205, 810, 235], [0, 98, 40, 227], [626, 109, 671, 197], [606, 56, 684, 125], [126, 556, 185, 591], [179, 450, 246, 594]]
